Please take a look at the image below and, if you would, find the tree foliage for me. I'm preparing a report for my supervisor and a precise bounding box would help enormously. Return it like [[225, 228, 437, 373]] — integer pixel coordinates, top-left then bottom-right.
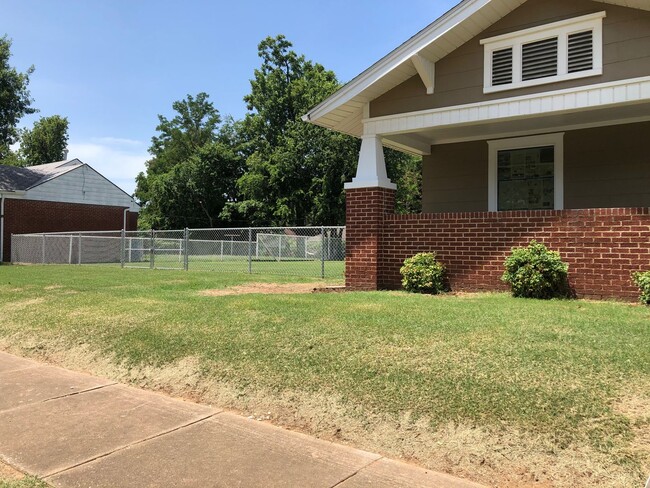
[[230, 35, 352, 226], [0, 35, 37, 161], [20, 115, 69, 166], [136, 36, 422, 229], [135, 94, 244, 229]]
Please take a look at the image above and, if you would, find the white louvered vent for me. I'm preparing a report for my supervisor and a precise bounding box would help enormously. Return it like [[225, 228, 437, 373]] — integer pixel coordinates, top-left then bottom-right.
[[481, 11, 604, 93], [492, 48, 513, 86], [522, 37, 558, 81], [568, 30, 594, 73]]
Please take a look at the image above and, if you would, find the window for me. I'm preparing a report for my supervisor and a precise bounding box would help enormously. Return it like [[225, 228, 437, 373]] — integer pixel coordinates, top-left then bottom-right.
[[482, 12, 605, 93], [488, 134, 564, 212]]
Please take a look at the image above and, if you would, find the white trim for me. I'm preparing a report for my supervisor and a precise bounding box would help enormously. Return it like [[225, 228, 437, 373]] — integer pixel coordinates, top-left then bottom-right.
[[303, 0, 505, 123], [411, 54, 435, 95], [428, 114, 650, 146], [363, 76, 650, 137], [487, 133, 564, 212], [345, 135, 397, 190], [482, 12, 605, 93]]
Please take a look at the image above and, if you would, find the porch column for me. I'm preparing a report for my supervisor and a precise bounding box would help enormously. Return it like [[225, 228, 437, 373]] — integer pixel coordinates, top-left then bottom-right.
[[345, 135, 396, 291]]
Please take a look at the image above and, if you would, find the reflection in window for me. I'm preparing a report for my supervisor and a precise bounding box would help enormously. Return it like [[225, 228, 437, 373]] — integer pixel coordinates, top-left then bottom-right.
[[497, 146, 554, 211]]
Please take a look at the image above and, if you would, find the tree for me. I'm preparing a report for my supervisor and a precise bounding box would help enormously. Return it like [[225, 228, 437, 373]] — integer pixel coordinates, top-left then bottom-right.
[[228, 36, 359, 226], [135, 94, 244, 229], [0, 36, 36, 161], [227, 35, 422, 226], [20, 115, 69, 166]]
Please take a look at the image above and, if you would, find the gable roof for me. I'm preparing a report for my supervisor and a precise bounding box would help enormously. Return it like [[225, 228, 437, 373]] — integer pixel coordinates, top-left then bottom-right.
[[0, 159, 82, 192], [303, 0, 650, 139]]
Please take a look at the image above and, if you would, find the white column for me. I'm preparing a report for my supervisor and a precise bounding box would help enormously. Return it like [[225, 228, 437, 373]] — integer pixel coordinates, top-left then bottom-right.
[[344, 134, 397, 190]]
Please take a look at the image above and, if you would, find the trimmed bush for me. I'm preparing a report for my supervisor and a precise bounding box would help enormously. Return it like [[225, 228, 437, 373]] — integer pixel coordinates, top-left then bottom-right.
[[400, 252, 446, 294], [502, 240, 570, 299], [632, 271, 650, 305]]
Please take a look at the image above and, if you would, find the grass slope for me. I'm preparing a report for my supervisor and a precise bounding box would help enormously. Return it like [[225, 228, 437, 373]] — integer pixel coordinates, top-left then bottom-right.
[[1, 265, 648, 487]]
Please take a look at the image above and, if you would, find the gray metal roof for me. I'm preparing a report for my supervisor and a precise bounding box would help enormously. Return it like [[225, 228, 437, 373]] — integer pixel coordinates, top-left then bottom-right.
[[0, 160, 81, 192]]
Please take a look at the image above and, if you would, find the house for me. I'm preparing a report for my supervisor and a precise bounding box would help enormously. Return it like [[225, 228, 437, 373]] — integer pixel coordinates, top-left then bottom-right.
[[304, 0, 650, 300], [0, 159, 140, 262]]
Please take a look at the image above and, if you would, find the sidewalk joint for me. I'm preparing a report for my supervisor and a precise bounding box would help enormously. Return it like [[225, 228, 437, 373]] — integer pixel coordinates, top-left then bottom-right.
[[43, 412, 220, 479], [329, 456, 384, 488]]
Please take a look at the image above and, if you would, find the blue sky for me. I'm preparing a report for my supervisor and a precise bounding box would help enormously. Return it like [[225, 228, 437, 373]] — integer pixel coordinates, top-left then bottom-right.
[[3, 1, 457, 194]]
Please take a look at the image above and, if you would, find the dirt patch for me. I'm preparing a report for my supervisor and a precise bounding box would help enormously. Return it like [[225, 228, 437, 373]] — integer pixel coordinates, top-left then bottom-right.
[[199, 282, 329, 297], [0, 460, 24, 480], [1, 339, 647, 488]]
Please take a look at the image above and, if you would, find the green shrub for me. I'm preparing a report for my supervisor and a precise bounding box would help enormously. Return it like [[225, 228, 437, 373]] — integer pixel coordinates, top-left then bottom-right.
[[400, 252, 446, 294], [501, 240, 570, 299], [632, 271, 650, 305]]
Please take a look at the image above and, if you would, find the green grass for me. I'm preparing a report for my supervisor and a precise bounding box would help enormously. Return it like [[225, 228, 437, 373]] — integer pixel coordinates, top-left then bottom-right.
[[95, 255, 345, 278], [1, 265, 649, 485], [0, 479, 48, 488]]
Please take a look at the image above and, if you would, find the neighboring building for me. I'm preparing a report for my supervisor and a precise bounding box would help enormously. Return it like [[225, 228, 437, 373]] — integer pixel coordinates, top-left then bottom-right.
[[0, 159, 140, 262], [304, 0, 650, 299]]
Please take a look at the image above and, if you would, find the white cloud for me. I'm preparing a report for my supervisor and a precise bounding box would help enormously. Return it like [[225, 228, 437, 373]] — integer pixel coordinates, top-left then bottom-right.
[[67, 138, 149, 196]]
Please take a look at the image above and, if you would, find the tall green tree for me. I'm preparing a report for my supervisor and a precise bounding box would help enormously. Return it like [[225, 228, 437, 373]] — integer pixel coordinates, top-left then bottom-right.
[[0, 35, 37, 161], [20, 115, 69, 166], [227, 36, 359, 226], [227, 35, 422, 226], [135, 94, 244, 229]]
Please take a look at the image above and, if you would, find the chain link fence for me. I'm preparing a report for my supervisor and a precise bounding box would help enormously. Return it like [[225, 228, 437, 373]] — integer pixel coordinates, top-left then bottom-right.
[[11, 227, 346, 279]]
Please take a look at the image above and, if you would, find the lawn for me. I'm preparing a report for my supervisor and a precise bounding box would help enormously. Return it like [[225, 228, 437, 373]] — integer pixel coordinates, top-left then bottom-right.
[[1, 265, 648, 487]]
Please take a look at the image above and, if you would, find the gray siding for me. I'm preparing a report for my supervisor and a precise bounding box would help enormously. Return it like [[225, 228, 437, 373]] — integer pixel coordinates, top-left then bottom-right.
[[371, 0, 650, 118], [564, 122, 650, 208], [422, 121, 650, 213], [422, 141, 488, 213], [26, 165, 138, 211]]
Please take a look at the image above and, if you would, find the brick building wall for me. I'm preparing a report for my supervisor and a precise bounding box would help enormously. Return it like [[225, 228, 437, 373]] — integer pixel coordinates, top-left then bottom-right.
[[346, 187, 650, 300], [2, 199, 138, 262]]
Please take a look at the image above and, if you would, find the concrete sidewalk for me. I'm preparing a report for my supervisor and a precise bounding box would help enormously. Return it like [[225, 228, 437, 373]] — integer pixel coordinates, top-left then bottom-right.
[[0, 351, 485, 488]]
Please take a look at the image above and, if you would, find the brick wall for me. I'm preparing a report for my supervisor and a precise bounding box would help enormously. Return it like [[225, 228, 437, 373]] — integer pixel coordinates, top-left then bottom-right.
[[345, 187, 396, 290], [2, 198, 138, 262], [345, 188, 650, 299]]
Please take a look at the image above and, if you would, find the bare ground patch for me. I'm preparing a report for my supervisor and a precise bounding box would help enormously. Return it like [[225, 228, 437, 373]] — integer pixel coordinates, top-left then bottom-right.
[[0, 460, 24, 481], [0, 338, 645, 488], [199, 282, 330, 297]]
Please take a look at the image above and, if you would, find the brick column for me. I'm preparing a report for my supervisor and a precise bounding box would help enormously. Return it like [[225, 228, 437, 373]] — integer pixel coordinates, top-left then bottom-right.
[[345, 187, 396, 291]]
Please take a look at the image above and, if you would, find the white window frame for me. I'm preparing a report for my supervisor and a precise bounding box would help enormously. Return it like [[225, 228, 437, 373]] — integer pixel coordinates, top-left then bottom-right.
[[481, 11, 606, 94], [488, 133, 564, 212]]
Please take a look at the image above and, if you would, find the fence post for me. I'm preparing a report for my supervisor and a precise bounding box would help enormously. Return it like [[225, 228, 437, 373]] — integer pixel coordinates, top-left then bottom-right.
[[78, 233, 82, 265], [321, 226, 325, 279], [248, 228, 252, 274], [150, 229, 155, 270], [68, 235, 73, 265], [120, 229, 126, 268], [42, 233, 46, 264], [184, 228, 189, 271]]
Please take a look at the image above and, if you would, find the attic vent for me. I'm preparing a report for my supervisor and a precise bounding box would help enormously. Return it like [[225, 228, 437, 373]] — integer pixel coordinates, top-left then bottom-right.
[[481, 11, 605, 93], [568, 30, 594, 73], [492, 48, 513, 86], [522, 37, 558, 81]]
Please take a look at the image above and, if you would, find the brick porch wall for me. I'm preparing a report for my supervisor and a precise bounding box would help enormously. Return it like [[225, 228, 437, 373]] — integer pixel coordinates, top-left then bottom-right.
[[346, 187, 396, 290], [346, 188, 650, 299], [3, 199, 138, 262]]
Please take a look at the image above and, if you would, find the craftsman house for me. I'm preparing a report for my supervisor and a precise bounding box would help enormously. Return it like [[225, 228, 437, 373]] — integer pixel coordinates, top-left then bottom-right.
[[304, 0, 650, 299], [0, 159, 139, 262]]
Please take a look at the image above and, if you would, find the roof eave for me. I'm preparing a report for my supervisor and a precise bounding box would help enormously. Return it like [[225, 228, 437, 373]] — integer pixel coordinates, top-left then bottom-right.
[[303, 0, 486, 123]]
